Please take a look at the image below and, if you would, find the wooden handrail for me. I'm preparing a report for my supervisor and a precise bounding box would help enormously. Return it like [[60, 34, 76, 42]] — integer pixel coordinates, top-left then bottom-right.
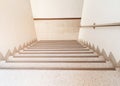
[[81, 22, 120, 29], [34, 17, 81, 20]]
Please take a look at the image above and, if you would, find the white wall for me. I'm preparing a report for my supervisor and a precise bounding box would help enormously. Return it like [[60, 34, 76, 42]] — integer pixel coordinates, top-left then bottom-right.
[[79, 0, 120, 62], [30, 0, 83, 40], [30, 0, 83, 18], [35, 19, 80, 40], [0, 0, 36, 56]]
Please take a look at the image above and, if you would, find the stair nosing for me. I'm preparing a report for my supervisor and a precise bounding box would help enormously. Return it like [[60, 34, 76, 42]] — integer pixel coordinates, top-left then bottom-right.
[[0, 67, 115, 70]]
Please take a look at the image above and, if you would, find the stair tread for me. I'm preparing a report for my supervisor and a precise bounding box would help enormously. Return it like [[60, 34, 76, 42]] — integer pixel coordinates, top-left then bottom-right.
[[20, 50, 93, 53], [28, 47, 87, 49], [15, 53, 98, 57], [13, 56, 99, 58], [30, 45, 85, 47], [8, 56, 105, 62], [29, 47, 86, 49], [19, 51, 94, 54], [0, 61, 114, 69], [7, 61, 106, 63], [24, 48, 90, 51]]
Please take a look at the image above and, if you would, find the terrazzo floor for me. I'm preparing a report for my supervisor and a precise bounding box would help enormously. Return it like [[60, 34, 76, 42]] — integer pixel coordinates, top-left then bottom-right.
[[0, 69, 120, 86]]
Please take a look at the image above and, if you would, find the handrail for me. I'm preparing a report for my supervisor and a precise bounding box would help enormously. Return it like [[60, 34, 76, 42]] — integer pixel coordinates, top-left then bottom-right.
[[81, 22, 120, 29], [34, 18, 81, 20]]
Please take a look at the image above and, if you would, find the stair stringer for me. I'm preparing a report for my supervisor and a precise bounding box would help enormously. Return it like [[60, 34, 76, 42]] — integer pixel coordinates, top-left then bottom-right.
[[5, 50, 13, 61], [77, 39, 120, 68], [0, 39, 37, 62], [0, 52, 4, 61]]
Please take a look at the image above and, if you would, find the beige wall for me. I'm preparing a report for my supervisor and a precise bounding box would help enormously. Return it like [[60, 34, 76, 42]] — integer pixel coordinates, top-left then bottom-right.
[[30, 0, 83, 18], [0, 0, 36, 56], [35, 19, 80, 40], [30, 0, 83, 40], [79, 0, 120, 62]]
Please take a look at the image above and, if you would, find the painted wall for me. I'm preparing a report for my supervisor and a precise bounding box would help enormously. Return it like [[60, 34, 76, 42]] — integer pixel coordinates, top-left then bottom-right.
[[0, 0, 36, 56], [30, 0, 83, 18], [30, 0, 83, 40], [35, 19, 80, 40], [79, 0, 120, 62]]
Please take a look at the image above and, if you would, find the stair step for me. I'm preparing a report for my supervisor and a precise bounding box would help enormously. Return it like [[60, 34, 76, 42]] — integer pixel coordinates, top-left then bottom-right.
[[35, 43, 80, 45], [14, 56, 99, 58], [15, 53, 98, 57], [8, 56, 105, 62], [27, 47, 87, 49], [29, 46, 86, 48], [37, 41, 79, 43], [30, 44, 85, 46], [7, 61, 106, 63], [32, 42, 79, 43], [33, 44, 82, 46], [32, 44, 82, 45], [0, 61, 115, 70], [19, 51, 94, 54], [24, 48, 90, 51], [20, 50, 93, 53], [29, 43, 85, 45], [31, 44, 83, 45]]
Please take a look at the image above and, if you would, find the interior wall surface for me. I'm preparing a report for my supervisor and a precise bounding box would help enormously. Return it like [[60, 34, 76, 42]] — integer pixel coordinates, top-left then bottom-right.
[[30, 0, 83, 40], [79, 0, 120, 62], [0, 0, 36, 56]]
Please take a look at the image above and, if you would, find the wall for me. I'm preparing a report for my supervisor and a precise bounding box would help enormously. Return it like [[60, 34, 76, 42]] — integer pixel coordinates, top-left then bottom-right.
[[0, 0, 36, 56], [30, 0, 83, 18], [79, 0, 120, 62], [30, 0, 83, 40], [35, 19, 80, 40]]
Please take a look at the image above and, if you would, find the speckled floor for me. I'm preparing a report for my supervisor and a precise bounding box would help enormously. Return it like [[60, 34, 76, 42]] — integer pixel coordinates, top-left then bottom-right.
[[0, 69, 120, 86]]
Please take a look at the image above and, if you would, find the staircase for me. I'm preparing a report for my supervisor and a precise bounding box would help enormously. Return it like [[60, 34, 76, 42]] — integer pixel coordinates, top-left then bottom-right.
[[0, 40, 119, 86], [0, 40, 115, 70]]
